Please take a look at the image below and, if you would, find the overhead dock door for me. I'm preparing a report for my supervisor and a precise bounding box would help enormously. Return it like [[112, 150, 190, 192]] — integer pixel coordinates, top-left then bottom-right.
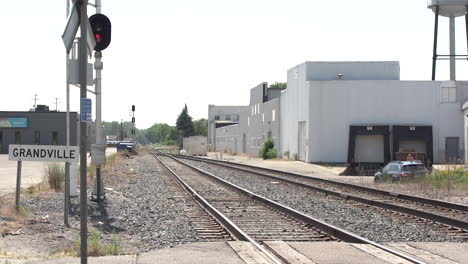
[[347, 126, 391, 164], [392, 126, 433, 165]]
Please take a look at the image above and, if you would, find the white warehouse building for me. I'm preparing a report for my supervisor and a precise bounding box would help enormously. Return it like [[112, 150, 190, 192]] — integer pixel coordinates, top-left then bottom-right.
[[280, 61, 468, 165]]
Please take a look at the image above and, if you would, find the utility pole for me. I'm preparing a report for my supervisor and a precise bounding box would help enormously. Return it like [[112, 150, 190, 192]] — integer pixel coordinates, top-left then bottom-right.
[[79, 0, 89, 262], [54, 98, 60, 111], [33, 94, 39, 109], [131, 105, 135, 145]]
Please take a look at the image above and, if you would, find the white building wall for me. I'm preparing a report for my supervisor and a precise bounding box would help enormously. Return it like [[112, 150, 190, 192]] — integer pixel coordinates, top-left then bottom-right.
[[280, 63, 310, 160], [304, 61, 400, 81], [306, 80, 465, 163]]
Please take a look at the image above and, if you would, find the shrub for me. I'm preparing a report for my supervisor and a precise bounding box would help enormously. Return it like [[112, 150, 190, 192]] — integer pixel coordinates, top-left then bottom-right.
[[43, 163, 65, 192], [284, 151, 290, 159], [260, 138, 277, 160], [266, 148, 278, 159]]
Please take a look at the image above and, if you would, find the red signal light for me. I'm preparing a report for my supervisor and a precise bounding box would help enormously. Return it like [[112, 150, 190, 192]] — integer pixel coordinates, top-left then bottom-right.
[[95, 34, 102, 43]]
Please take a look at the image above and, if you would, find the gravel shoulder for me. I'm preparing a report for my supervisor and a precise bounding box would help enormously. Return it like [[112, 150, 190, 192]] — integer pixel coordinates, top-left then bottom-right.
[[0, 153, 199, 259]]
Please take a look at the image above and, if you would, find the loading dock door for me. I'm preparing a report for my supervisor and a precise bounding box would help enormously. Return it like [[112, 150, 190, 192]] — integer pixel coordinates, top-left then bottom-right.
[[446, 137, 459, 163], [298, 121, 306, 161], [399, 140, 427, 153], [354, 135, 385, 163]]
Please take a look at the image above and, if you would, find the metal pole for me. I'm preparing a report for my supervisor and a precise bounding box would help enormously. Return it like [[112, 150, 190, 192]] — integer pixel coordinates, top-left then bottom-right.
[[432, 6, 439, 81], [95, 51, 103, 202], [15, 160, 22, 211], [450, 16, 456, 81], [64, 0, 71, 228], [79, 0, 88, 262], [94, 0, 104, 202]]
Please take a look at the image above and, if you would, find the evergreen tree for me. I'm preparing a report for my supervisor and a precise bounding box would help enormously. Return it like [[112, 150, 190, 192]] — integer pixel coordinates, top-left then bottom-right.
[[176, 104, 195, 145]]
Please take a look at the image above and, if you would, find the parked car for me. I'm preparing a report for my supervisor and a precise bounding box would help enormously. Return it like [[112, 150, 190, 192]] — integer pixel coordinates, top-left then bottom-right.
[[374, 161, 429, 182]]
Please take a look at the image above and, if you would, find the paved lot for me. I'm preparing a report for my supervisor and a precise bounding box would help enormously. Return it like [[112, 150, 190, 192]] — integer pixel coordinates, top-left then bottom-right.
[[0, 148, 117, 196], [2, 242, 466, 264], [0, 155, 46, 196]]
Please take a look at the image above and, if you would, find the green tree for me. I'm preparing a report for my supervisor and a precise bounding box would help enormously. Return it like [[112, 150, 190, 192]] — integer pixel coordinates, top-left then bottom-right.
[[176, 104, 195, 146], [193, 118, 208, 137], [269, 82, 286, 89]]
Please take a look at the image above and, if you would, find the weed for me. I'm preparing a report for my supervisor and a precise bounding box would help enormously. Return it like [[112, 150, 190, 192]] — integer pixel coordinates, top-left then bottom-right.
[[284, 151, 290, 159], [17, 205, 29, 218], [107, 232, 121, 256], [89, 229, 102, 256], [70, 229, 121, 257], [43, 163, 65, 192], [105, 153, 118, 167]]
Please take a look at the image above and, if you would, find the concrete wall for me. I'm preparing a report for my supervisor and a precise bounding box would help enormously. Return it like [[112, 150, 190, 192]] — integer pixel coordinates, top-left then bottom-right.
[[183, 136, 207, 156], [280, 63, 310, 160], [304, 80, 466, 163], [304, 61, 400, 81], [281, 62, 467, 164], [0, 112, 79, 154], [215, 83, 281, 157], [215, 124, 240, 154], [208, 105, 246, 148]]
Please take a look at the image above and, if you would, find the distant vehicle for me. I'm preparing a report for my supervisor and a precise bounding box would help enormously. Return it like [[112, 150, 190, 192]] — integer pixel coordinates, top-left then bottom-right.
[[374, 161, 429, 182], [117, 142, 134, 152]]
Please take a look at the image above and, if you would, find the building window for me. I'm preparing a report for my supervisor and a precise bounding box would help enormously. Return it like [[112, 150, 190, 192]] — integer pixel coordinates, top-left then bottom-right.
[[252, 106, 254, 115], [15, 131, 21, 144], [226, 115, 231, 121], [441, 84, 456, 103], [248, 117, 250, 127], [52, 132, 59, 145], [272, 109, 276, 121], [215, 115, 220, 121], [258, 104, 260, 113], [262, 113, 265, 123], [34, 131, 40, 145]]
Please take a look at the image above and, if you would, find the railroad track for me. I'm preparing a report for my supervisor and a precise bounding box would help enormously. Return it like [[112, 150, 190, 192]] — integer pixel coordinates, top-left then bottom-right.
[[153, 152, 428, 264], [153, 156, 233, 241], [175, 154, 468, 239]]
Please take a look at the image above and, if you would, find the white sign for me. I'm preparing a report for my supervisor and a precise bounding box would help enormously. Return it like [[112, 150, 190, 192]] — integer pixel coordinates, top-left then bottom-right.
[[62, 2, 79, 54], [91, 144, 106, 165], [62, 2, 96, 56], [8, 145, 79, 163]]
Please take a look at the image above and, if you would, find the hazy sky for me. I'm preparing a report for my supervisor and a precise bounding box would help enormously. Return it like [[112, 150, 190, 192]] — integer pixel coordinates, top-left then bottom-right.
[[1, 0, 468, 129]]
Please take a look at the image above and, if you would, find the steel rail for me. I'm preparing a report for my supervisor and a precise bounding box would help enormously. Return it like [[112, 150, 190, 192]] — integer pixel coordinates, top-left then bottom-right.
[[153, 153, 284, 264], [174, 155, 468, 230], [164, 153, 428, 264], [177, 154, 468, 213]]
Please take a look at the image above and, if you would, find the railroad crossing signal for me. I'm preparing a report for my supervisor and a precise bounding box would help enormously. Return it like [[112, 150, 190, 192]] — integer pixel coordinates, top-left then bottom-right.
[[89, 14, 111, 51]]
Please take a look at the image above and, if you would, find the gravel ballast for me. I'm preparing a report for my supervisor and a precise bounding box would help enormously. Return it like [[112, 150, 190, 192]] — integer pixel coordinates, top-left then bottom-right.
[[180, 158, 466, 243]]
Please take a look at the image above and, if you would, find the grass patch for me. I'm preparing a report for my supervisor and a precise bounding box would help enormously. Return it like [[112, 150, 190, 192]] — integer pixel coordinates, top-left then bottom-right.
[[67, 229, 121, 257], [376, 167, 468, 198], [42, 163, 65, 192], [105, 153, 118, 167]]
